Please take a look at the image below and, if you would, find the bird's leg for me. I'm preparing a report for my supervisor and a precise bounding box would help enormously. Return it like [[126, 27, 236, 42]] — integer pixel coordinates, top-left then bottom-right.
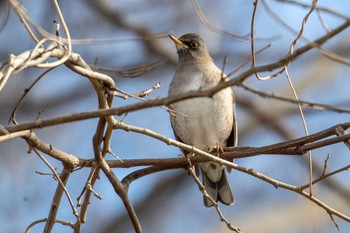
[[210, 145, 235, 172], [180, 151, 199, 176], [209, 144, 224, 158]]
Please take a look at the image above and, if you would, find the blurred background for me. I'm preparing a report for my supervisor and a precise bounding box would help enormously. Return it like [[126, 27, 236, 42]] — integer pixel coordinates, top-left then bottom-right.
[[1, 0, 350, 232]]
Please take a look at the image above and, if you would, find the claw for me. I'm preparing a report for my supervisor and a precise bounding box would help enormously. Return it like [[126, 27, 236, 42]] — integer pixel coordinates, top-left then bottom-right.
[[209, 144, 224, 157]]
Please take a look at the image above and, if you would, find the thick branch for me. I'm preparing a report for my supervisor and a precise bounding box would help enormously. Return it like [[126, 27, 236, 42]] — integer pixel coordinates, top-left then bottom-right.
[[2, 19, 350, 135], [92, 116, 142, 233], [76, 122, 350, 170]]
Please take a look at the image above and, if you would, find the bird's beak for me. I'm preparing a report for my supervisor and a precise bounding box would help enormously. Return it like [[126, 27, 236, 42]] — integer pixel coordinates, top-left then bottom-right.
[[168, 34, 187, 48]]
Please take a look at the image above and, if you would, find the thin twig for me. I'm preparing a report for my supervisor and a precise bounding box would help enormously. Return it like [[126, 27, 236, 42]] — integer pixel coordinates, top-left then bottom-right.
[[32, 150, 79, 232], [43, 0, 72, 68], [282, 0, 319, 196], [227, 43, 272, 77], [190, 0, 250, 41], [328, 212, 341, 233], [285, 67, 313, 195], [276, 0, 349, 20], [316, 9, 331, 33], [8, 0, 40, 43], [321, 154, 331, 176], [239, 83, 350, 114], [95, 57, 168, 78], [115, 149, 350, 223], [262, 0, 350, 66], [251, 0, 285, 80], [187, 164, 241, 232], [25, 218, 75, 233], [9, 67, 56, 124], [300, 164, 350, 190]]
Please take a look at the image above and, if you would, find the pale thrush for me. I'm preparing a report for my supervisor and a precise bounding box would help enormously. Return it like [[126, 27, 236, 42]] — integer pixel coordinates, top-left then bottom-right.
[[168, 33, 237, 207]]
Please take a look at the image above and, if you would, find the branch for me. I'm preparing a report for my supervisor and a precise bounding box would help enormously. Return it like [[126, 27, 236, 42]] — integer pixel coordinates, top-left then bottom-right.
[[5, 1, 350, 232], [24, 132, 80, 168], [0, 127, 30, 142], [262, 0, 350, 66], [2, 17, 349, 131], [239, 83, 350, 113], [77, 122, 350, 171], [41, 166, 74, 233], [80, 135, 350, 172], [191, 0, 250, 41], [188, 165, 241, 232], [25, 218, 75, 233], [87, 0, 176, 63], [92, 115, 142, 233]]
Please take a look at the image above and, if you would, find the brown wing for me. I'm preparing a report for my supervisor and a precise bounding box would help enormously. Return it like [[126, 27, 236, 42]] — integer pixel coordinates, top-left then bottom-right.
[[170, 114, 201, 176], [226, 91, 237, 172]]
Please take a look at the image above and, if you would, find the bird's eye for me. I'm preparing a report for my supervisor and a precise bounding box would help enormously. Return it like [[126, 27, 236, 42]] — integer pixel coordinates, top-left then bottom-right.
[[190, 41, 198, 49]]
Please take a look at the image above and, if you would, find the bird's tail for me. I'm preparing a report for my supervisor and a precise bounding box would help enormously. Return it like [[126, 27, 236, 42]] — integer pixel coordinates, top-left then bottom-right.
[[201, 168, 234, 207]]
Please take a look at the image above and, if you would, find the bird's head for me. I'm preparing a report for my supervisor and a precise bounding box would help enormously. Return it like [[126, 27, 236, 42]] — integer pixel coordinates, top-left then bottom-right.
[[169, 33, 212, 63]]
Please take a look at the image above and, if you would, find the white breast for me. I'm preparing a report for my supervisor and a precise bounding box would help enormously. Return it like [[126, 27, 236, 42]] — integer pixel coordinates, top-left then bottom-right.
[[169, 61, 234, 150], [169, 77, 233, 150]]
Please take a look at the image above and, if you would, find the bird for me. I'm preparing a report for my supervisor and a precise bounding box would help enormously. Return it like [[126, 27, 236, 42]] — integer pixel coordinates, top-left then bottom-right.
[[168, 33, 237, 207]]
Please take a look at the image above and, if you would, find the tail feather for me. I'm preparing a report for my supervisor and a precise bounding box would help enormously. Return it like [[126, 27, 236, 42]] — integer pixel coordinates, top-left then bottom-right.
[[218, 170, 234, 205], [202, 170, 218, 207], [201, 167, 234, 207]]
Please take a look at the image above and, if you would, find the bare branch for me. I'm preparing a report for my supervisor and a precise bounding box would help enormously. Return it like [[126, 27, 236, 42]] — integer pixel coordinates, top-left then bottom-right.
[[40, 164, 76, 233], [188, 165, 241, 232], [239, 83, 350, 113], [191, 0, 250, 41], [24, 132, 80, 168], [95, 57, 168, 78], [262, 0, 350, 66], [4, 1, 350, 232]]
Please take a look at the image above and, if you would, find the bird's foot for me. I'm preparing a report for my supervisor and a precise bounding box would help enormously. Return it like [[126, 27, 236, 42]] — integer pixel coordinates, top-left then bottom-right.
[[209, 144, 224, 157]]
